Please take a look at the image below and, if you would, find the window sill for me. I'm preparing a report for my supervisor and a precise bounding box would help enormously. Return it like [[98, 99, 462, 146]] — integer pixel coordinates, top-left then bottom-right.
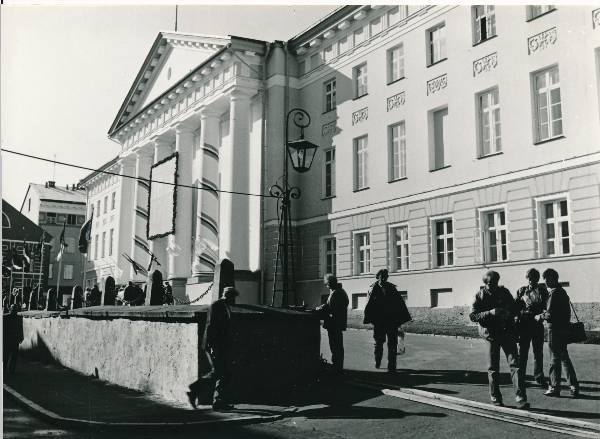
[[534, 135, 565, 146], [427, 58, 447, 68], [353, 187, 370, 193], [526, 8, 557, 22], [321, 195, 336, 200], [388, 177, 408, 183], [387, 77, 406, 86], [322, 108, 337, 115], [472, 34, 498, 47], [429, 165, 451, 173], [477, 151, 503, 160], [353, 93, 368, 101]]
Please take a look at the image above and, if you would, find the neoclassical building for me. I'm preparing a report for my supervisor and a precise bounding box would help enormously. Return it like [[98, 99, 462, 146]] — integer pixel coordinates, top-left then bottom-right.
[[89, 6, 599, 325]]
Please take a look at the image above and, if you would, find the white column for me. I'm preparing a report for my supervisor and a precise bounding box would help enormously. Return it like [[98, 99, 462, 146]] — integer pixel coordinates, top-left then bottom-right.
[[168, 123, 195, 297], [129, 147, 153, 281], [147, 138, 172, 276], [220, 89, 251, 270], [192, 108, 221, 276], [116, 156, 136, 285]]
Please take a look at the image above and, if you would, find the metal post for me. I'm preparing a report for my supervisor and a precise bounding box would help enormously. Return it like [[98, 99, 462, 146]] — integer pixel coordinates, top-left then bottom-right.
[[37, 240, 44, 309]]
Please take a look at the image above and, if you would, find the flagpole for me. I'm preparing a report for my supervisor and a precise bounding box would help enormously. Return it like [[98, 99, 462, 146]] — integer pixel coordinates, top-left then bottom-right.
[[56, 254, 63, 303], [38, 240, 44, 310], [81, 187, 89, 291]]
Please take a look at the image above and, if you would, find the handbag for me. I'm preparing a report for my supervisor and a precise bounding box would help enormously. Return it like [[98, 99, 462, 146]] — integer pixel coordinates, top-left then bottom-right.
[[567, 301, 587, 344]]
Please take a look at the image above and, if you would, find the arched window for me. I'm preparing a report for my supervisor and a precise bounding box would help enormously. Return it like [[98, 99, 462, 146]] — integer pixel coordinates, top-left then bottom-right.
[[2, 212, 10, 228]]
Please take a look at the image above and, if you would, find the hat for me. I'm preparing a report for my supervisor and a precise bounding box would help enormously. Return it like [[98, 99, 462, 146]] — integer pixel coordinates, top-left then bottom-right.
[[223, 286, 240, 298]]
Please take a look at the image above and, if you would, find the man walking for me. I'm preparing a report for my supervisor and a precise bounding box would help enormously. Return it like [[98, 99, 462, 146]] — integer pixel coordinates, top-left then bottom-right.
[[316, 275, 349, 375], [516, 268, 549, 387], [536, 268, 579, 397], [363, 269, 411, 372], [202, 286, 239, 410], [3, 304, 24, 373], [470, 270, 529, 409]]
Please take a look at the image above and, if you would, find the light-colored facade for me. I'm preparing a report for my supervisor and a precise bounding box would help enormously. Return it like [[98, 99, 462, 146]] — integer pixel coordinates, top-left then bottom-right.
[[102, 6, 600, 325], [20, 182, 86, 298]]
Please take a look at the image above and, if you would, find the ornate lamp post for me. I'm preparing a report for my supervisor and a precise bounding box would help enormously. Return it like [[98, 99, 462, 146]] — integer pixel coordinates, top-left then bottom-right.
[[270, 108, 319, 307]]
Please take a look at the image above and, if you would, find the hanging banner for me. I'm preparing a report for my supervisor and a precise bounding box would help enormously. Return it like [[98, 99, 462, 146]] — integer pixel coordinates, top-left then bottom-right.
[[147, 152, 178, 240]]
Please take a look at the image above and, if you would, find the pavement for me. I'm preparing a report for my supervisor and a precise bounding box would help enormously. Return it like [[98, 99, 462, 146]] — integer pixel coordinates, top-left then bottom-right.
[[3, 328, 600, 438]]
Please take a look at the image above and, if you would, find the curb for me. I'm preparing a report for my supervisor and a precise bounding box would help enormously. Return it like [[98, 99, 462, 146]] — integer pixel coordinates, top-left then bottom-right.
[[350, 379, 600, 438], [3, 384, 283, 431]]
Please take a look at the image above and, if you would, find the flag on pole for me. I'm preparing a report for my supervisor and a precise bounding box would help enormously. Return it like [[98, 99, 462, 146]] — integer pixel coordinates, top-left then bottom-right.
[[22, 240, 32, 272], [78, 214, 93, 253], [122, 253, 147, 276], [56, 222, 67, 262], [139, 245, 161, 272], [37, 231, 46, 256]]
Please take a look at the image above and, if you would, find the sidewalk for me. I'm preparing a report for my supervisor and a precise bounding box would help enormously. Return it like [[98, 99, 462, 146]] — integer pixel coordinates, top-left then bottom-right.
[[3, 359, 289, 430], [336, 329, 600, 424]]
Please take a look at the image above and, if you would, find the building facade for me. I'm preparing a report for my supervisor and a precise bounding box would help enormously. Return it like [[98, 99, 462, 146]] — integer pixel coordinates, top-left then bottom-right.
[[21, 181, 87, 299], [103, 6, 600, 325]]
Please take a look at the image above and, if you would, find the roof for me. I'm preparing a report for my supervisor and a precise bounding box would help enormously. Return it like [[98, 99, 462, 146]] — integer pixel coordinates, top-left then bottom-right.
[[21, 183, 86, 211], [78, 156, 120, 187], [2, 199, 53, 242], [287, 5, 361, 49]]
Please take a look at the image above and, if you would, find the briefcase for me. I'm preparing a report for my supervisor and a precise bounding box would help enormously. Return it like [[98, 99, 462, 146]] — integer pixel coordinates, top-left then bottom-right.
[[567, 301, 587, 344]]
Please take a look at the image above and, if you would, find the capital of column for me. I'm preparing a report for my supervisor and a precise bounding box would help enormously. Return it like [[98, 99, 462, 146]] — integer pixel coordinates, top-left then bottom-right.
[[229, 87, 253, 102], [118, 154, 136, 169], [135, 145, 155, 160], [197, 106, 221, 121], [174, 120, 197, 136]]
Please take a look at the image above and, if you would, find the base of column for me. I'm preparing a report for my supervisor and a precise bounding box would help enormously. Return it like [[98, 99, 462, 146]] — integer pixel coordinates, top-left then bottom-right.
[[167, 277, 188, 302]]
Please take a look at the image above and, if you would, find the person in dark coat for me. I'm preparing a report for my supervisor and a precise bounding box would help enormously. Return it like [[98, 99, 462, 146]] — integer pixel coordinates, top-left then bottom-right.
[[315, 275, 349, 375], [71, 285, 84, 309], [3, 304, 24, 373], [363, 269, 411, 372], [515, 268, 549, 387], [201, 286, 239, 410], [536, 269, 579, 397], [45, 288, 58, 311], [164, 281, 174, 305], [88, 284, 101, 307], [123, 281, 137, 305], [149, 270, 165, 305], [470, 270, 529, 409]]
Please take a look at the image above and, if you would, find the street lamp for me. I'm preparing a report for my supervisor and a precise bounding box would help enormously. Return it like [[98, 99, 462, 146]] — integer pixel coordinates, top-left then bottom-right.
[[270, 108, 319, 307]]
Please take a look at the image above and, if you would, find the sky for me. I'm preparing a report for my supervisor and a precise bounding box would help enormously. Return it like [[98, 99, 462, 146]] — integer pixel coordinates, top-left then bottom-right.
[[0, 3, 338, 209]]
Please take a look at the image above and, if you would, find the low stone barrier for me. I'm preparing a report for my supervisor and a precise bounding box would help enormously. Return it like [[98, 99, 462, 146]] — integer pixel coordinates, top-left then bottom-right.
[[19, 305, 321, 405]]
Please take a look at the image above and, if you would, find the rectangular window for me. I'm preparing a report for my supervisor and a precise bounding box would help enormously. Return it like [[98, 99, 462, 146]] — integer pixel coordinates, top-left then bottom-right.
[[103, 196, 108, 214], [65, 237, 75, 254], [541, 199, 570, 256], [323, 148, 336, 198], [387, 44, 405, 83], [46, 212, 57, 224], [427, 23, 446, 65], [370, 16, 383, 36], [431, 107, 448, 170], [310, 53, 321, 70], [352, 293, 368, 310], [67, 214, 77, 225], [387, 6, 408, 27], [533, 66, 562, 142], [101, 231, 106, 258], [48, 263, 53, 279], [473, 5, 496, 44], [324, 237, 337, 276], [354, 136, 368, 190], [354, 232, 371, 275], [111, 192, 116, 210], [338, 36, 349, 54], [354, 63, 368, 98], [324, 78, 336, 112], [527, 5, 555, 20], [97, 200, 101, 216], [389, 122, 407, 181], [391, 225, 410, 271], [109, 229, 114, 256], [434, 218, 454, 267], [28, 198, 31, 212], [94, 234, 98, 260], [431, 288, 453, 308], [353, 26, 366, 46], [478, 88, 502, 156], [63, 264, 73, 280], [323, 44, 335, 63], [482, 209, 508, 262]]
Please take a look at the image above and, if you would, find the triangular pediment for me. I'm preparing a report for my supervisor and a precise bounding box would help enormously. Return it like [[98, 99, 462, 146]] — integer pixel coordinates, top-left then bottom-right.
[[109, 31, 230, 135]]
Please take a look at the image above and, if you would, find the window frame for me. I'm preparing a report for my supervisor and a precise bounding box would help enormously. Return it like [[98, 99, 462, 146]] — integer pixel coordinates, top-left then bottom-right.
[[323, 78, 337, 113], [531, 65, 563, 143], [431, 215, 455, 268], [535, 194, 572, 257], [388, 121, 407, 182], [353, 135, 369, 191], [387, 43, 405, 84], [320, 235, 337, 277], [111, 192, 116, 210], [472, 5, 497, 45], [353, 230, 372, 275], [479, 205, 509, 263], [526, 5, 556, 21], [476, 86, 502, 157], [429, 106, 449, 171], [322, 147, 336, 199], [48, 263, 53, 279], [109, 228, 114, 257], [63, 264, 74, 280], [426, 22, 447, 66], [353, 63, 368, 99], [389, 223, 410, 272]]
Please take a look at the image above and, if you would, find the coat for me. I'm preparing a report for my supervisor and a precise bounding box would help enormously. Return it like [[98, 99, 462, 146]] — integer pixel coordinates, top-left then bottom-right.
[[540, 286, 571, 331], [3, 312, 24, 348], [363, 281, 411, 327], [201, 299, 232, 351], [469, 285, 518, 341], [316, 283, 349, 331]]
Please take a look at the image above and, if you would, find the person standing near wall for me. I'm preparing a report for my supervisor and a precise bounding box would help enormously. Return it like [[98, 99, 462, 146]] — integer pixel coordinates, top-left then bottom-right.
[[3, 304, 24, 373], [536, 268, 580, 398], [315, 274, 349, 376], [363, 269, 411, 372], [470, 270, 529, 409], [516, 268, 549, 388]]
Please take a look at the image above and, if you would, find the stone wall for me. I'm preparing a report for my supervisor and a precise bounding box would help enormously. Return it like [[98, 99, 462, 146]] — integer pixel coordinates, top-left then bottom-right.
[[19, 305, 321, 406]]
